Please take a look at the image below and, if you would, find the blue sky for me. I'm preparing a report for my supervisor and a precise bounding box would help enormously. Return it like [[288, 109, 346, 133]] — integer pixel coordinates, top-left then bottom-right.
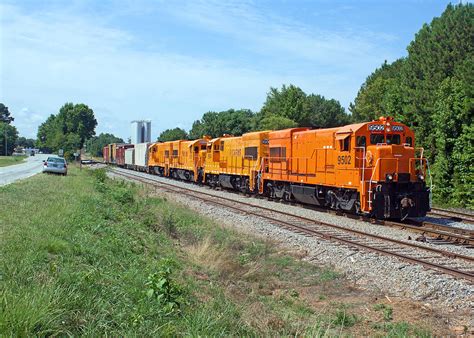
[[1, 0, 454, 140]]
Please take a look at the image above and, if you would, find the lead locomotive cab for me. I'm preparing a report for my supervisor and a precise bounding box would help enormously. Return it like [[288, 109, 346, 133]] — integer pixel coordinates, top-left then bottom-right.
[[361, 117, 431, 220]]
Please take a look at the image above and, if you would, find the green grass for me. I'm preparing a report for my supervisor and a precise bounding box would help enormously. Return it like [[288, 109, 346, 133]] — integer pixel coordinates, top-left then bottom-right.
[[0, 155, 27, 167], [0, 167, 434, 336]]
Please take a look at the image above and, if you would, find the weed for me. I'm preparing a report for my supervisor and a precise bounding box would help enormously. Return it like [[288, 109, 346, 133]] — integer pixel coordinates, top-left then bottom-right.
[[373, 303, 386, 311], [374, 303, 393, 321], [162, 208, 178, 237], [383, 307, 393, 321], [273, 255, 292, 268], [289, 289, 299, 298], [372, 321, 431, 337], [319, 268, 339, 282], [239, 241, 271, 265], [332, 307, 357, 328], [109, 182, 134, 204], [145, 258, 185, 316], [91, 168, 108, 192], [92, 168, 107, 183]]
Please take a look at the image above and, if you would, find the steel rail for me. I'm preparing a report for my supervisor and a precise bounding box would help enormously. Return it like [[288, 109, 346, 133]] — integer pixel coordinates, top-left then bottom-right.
[[429, 208, 474, 224], [111, 168, 474, 282], [273, 198, 474, 247], [383, 219, 474, 246]]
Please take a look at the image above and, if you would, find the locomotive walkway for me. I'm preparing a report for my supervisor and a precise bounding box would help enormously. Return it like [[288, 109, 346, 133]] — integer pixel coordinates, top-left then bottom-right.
[[110, 167, 474, 283]]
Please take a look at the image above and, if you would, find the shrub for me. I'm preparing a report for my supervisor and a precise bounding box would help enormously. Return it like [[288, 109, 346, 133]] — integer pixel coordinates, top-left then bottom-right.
[[145, 258, 185, 316]]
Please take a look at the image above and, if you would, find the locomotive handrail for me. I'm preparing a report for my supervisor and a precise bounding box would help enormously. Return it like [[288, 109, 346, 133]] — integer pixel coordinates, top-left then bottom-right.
[[354, 146, 367, 196], [367, 157, 400, 209]]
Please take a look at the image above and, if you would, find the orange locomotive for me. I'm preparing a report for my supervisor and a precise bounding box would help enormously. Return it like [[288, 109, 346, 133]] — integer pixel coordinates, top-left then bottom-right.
[[148, 138, 208, 181], [260, 117, 430, 219], [203, 131, 269, 192]]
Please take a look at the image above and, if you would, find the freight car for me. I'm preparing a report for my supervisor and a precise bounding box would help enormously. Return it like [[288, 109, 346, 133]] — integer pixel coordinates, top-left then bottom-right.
[[105, 117, 431, 219], [116, 144, 134, 167], [103, 145, 110, 164], [125, 148, 135, 169], [134, 143, 152, 172]]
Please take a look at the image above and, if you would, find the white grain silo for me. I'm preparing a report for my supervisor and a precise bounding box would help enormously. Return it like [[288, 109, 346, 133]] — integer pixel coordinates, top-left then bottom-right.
[[131, 120, 151, 144]]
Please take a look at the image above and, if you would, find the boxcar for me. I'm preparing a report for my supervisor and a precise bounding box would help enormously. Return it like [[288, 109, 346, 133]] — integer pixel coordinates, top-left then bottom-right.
[[116, 144, 134, 167], [134, 143, 151, 172], [103, 145, 110, 163], [125, 148, 135, 169]]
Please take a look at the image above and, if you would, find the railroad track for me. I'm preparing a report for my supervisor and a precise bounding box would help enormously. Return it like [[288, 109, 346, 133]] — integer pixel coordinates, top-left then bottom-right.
[[384, 219, 474, 248], [429, 207, 474, 225], [297, 205, 474, 248], [110, 167, 474, 282], [253, 194, 474, 248]]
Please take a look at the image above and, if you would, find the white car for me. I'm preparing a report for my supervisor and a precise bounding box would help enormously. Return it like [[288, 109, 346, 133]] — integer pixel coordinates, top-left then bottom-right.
[[43, 157, 68, 175]]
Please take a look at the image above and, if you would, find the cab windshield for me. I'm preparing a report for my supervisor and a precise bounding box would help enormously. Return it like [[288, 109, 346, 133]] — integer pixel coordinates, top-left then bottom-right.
[[386, 134, 401, 145], [370, 134, 385, 144], [369, 134, 401, 145]]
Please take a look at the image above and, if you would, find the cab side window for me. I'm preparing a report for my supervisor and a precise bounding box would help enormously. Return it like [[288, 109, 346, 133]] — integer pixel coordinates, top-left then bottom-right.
[[405, 137, 413, 147], [356, 136, 366, 147], [244, 147, 258, 159], [340, 137, 350, 151]]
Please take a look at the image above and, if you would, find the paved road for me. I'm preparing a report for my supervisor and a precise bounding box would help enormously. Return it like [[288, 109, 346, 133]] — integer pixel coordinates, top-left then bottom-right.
[[0, 154, 51, 186]]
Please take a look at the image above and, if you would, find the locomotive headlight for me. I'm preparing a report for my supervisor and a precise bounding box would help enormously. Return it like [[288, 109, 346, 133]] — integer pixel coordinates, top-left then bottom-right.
[[418, 174, 424, 181], [386, 174, 393, 182]]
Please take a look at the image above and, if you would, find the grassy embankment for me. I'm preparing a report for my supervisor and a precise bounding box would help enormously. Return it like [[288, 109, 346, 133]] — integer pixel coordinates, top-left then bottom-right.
[[0, 167, 433, 336], [0, 155, 27, 167]]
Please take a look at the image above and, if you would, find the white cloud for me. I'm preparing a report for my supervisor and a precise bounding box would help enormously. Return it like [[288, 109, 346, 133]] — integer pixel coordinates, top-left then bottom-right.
[[167, 0, 394, 68]]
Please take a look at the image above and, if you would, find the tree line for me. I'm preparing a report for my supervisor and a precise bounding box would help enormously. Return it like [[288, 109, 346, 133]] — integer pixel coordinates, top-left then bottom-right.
[[349, 3, 473, 207]]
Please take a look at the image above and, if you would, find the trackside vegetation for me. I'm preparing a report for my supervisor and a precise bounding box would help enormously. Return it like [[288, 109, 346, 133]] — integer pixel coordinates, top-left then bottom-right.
[[0, 155, 27, 167], [0, 168, 436, 335]]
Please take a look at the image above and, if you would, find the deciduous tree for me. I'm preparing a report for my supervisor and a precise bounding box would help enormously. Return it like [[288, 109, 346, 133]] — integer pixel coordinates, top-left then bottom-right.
[[158, 128, 188, 142]]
